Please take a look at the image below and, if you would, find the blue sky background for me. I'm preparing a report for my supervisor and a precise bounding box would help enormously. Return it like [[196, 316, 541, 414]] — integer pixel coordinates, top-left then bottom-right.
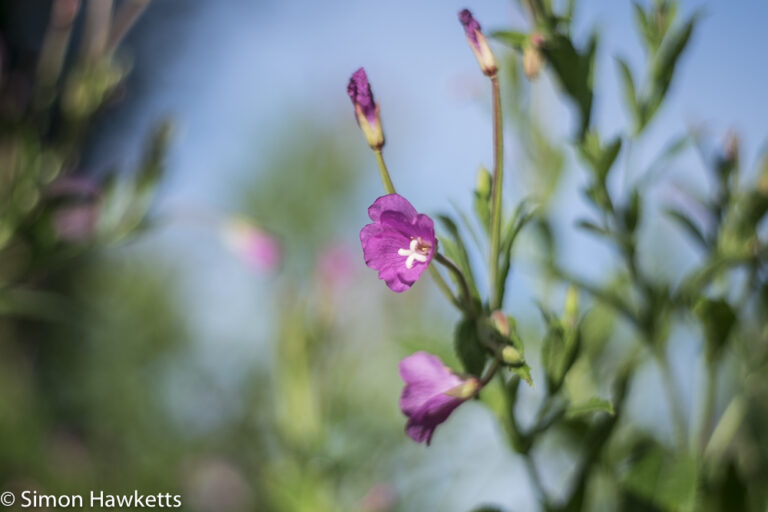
[[83, 1, 768, 509]]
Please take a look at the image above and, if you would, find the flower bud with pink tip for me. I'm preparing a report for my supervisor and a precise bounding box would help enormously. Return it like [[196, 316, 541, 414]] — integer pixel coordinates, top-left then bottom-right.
[[347, 67, 385, 149], [458, 9, 498, 77]]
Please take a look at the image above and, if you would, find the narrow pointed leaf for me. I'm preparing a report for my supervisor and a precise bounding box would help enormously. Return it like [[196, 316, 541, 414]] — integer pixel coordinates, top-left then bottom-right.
[[566, 397, 614, 419], [665, 208, 708, 248], [490, 30, 527, 50]]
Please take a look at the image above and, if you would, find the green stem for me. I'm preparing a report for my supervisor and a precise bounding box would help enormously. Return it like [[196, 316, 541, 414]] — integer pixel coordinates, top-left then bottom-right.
[[655, 349, 687, 448], [435, 252, 473, 312], [489, 75, 504, 310], [428, 266, 462, 311], [699, 359, 717, 453], [497, 373, 526, 452], [524, 454, 550, 508], [374, 149, 396, 195], [479, 357, 502, 387]]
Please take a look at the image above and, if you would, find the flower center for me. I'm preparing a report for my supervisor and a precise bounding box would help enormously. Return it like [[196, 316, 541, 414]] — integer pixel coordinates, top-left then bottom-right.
[[398, 237, 431, 269]]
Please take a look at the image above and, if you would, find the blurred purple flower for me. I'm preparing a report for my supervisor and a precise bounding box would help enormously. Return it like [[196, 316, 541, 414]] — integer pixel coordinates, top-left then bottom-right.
[[458, 9, 497, 76], [47, 176, 102, 242], [221, 218, 281, 273], [347, 67, 384, 149], [399, 351, 479, 445], [360, 194, 435, 292], [316, 243, 355, 289], [53, 204, 98, 242]]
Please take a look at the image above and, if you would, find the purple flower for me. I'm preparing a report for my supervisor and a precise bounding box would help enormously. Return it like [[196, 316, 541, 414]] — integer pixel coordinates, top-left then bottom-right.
[[221, 218, 282, 273], [458, 9, 498, 76], [347, 67, 384, 149], [360, 194, 436, 292], [458, 9, 482, 47], [53, 204, 99, 242], [399, 352, 480, 445]]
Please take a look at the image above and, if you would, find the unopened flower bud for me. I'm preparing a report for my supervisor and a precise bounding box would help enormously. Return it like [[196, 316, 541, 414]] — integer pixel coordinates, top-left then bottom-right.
[[476, 166, 492, 199], [501, 345, 523, 366], [564, 286, 579, 326], [458, 9, 498, 77], [523, 43, 543, 80], [490, 310, 509, 338], [347, 67, 384, 150]]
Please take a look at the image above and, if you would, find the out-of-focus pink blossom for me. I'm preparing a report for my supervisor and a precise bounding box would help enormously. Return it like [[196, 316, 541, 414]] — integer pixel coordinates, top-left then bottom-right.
[[53, 204, 98, 242], [361, 483, 397, 512], [221, 218, 282, 273], [316, 243, 356, 289]]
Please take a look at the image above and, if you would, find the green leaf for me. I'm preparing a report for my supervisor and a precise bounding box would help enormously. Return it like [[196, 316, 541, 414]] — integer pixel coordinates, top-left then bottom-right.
[[652, 15, 696, 95], [695, 298, 736, 361], [738, 190, 768, 234], [665, 208, 708, 248], [490, 30, 527, 50], [623, 445, 699, 512], [579, 132, 622, 182], [599, 137, 623, 180], [539, 303, 580, 393], [496, 200, 537, 309], [645, 15, 697, 127], [454, 318, 487, 377], [623, 189, 642, 233], [543, 32, 597, 139], [450, 200, 484, 253], [583, 182, 613, 213], [616, 57, 640, 130], [632, 2, 655, 52], [565, 396, 614, 419], [437, 214, 479, 300], [576, 219, 611, 238]]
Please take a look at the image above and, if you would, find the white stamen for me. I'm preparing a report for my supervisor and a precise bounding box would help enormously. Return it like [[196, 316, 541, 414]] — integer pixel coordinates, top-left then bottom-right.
[[398, 238, 429, 269]]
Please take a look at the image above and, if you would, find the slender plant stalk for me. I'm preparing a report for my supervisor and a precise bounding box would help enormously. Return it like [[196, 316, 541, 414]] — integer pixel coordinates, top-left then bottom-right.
[[374, 149, 396, 195], [107, 0, 152, 53], [524, 453, 550, 507], [489, 75, 504, 310], [36, 0, 81, 96], [699, 359, 717, 453], [435, 252, 473, 311], [81, 0, 114, 62], [478, 357, 502, 387], [655, 350, 688, 448]]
